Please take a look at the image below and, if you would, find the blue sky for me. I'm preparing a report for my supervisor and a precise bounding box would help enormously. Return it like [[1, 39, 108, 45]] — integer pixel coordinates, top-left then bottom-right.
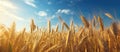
[[0, 0, 120, 31]]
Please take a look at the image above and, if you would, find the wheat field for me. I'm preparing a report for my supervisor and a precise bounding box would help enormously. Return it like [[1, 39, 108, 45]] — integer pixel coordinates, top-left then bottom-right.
[[0, 14, 120, 52]]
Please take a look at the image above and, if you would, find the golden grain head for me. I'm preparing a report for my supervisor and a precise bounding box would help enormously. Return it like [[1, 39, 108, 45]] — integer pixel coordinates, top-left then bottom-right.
[[48, 20, 51, 33], [0, 14, 120, 52], [63, 22, 70, 30], [98, 16, 104, 31], [80, 16, 89, 28], [30, 19, 36, 33], [105, 13, 113, 19], [94, 15, 97, 21], [110, 22, 118, 35], [93, 15, 98, 27]]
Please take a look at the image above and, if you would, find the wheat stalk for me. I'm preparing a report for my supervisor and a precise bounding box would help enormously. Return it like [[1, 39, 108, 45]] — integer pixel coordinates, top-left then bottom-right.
[[0, 14, 120, 52], [70, 20, 74, 30], [55, 24, 58, 32], [45, 44, 58, 52], [63, 22, 70, 30], [58, 16, 64, 22], [110, 22, 118, 36], [65, 31, 70, 47], [30, 19, 36, 33], [92, 15, 98, 27], [98, 16, 104, 31], [48, 20, 51, 33], [10, 21, 16, 34], [80, 16, 89, 28], [58, 16, 69, 30], [58, 16, 64, 31], [62, 23, 64, 31], [105, 13, 113, 19]]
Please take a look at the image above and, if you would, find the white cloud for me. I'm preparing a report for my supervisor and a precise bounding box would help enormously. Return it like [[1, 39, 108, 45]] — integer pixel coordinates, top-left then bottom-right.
[[46, 9, 49, 11], [46, 15, 56, 21], [0, 0, 18, 10], [24, 0, 36, 8], [37, 11, 47, 17], [48, 2, 52, 5], [51, 15, 56, 19], [0, 0, 25, 23], [56, 9, 71, 14], [0, 7, 24, 22], [3, 10, 24, 20]]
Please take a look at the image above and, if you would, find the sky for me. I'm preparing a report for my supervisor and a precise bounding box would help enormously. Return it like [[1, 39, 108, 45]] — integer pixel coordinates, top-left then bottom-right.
[[0, 0, 120, 31]]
